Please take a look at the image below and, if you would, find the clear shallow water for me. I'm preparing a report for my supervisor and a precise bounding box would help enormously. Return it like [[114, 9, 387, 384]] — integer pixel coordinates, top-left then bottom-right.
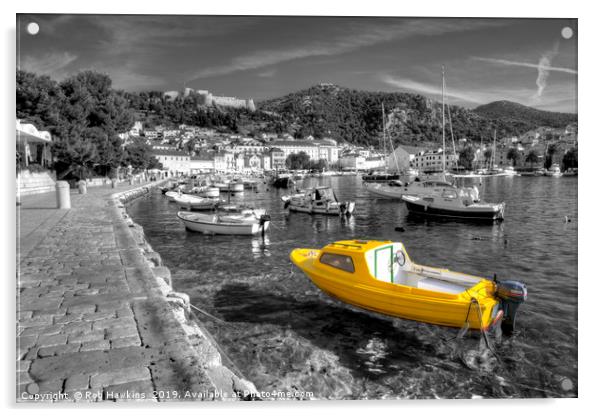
[[128, 175, 578, 399]]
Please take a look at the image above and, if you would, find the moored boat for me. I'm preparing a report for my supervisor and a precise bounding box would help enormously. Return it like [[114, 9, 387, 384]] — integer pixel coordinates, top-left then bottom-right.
[[364, 178, 463, 200], [290, 240, 527, 334], [177, 210, 270, 235], [282, 186, 355, 216], [174, 194, 220, 211], [164, 191, 180, 202], [402, 189, 505, 221]]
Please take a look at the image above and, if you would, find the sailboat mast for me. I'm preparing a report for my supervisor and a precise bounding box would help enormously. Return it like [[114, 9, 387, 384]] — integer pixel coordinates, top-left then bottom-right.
[[441, 65, 446, 174], [491, 129, 497, 169], [382, 102, 386, 173]]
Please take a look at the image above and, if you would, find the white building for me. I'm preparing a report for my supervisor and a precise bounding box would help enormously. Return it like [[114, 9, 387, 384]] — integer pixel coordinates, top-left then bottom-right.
[[190, 153, 214, 173], [151, 149, 190, 175], [269, 138, 340, 164]]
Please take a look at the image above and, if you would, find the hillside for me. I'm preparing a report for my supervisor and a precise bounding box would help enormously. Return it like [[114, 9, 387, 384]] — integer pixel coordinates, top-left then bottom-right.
[[123, 83, 578, 148], [474, 100, 577, 129], [257, 85, 577, 147]]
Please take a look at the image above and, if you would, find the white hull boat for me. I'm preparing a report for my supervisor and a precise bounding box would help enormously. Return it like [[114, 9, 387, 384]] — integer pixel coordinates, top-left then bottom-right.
[[282, 186, 355, 216], [174, 194, 219, 211], [178, 211, 270, 235], [165, 191, 180, 202], [402, 189, 505, 222]]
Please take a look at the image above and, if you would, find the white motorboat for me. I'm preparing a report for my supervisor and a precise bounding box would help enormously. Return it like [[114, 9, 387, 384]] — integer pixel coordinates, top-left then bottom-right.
[[178, 210, 270, 235], [165, 191, 180, 202], [174, 194, 220, 211], [282, 186, 355, 216], [201, 186, 220, 198], [545, 164, 563, 177], [228, 181, 244, 193], [503, 167, 519, 176], [402, 188, 505, 221]]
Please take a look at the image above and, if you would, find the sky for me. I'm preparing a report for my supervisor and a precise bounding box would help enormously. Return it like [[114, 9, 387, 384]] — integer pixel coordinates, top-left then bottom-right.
[[16, 15, 578, 113]]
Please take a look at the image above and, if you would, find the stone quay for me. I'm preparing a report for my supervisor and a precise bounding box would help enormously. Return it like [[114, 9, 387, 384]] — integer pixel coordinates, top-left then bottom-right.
[[17, 180, 256, 402]]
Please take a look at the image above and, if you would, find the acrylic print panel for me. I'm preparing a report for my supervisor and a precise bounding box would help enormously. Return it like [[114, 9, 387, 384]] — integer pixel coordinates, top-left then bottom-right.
[[16, 14, 577, 402]]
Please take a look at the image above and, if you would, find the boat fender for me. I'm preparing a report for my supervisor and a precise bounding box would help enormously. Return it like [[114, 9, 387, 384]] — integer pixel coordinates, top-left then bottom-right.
[[494, 280, 528, 335]]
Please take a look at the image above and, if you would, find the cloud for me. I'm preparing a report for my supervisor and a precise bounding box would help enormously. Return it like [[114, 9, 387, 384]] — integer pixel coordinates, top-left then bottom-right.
[[381, 74, 484, 104], [472, 45, 577, 102], [20, 51, 77, 79], [533, 43, 560, 100], [257, 69, 276, 78], [472, 56, 577, 75], [189, 19, 509, 80]]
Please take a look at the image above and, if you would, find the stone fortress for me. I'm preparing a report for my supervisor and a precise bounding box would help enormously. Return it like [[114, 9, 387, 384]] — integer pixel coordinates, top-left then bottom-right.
[[163, 88, 255, 111]]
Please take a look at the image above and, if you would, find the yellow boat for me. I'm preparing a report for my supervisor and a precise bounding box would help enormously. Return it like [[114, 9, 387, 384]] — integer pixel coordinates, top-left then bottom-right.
[[290, 240, 527, 334]]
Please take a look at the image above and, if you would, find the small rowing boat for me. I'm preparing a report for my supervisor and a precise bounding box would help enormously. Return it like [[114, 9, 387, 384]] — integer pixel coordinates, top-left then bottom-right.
[[177, 210, 270, 235], [290, 240, 527, 334]]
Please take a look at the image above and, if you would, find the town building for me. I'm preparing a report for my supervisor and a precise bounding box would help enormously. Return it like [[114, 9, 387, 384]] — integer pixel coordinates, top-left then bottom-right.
[[151, 149, 190, 175], [190, 153, 214, 174], [269, 148, 286, 170], [16, 119, 53, 169], [268, 138, 341, 164]]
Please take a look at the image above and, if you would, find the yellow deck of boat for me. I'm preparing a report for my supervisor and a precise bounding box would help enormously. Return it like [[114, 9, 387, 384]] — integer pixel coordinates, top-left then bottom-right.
[[290, 240, 499, 330]]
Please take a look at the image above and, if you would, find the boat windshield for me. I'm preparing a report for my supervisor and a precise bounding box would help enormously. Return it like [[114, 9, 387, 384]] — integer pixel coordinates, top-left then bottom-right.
[[314, 188, 335, 201], [320, 252, 355, 273], [423, 181, 451, 187], [441, 190, 458, 199]]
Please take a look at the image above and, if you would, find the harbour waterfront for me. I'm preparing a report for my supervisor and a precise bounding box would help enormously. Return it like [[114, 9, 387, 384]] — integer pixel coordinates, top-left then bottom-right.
[[128, 175, 578, 399]]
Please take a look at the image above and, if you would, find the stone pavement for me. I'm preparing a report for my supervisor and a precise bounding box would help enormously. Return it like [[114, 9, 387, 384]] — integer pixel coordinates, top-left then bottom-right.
[[17, 182, 253, 402]]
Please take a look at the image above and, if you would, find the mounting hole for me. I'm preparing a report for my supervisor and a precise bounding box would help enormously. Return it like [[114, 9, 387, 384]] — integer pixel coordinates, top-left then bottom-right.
[[27, 22, 39, 35], [561, 27, 573, 39]]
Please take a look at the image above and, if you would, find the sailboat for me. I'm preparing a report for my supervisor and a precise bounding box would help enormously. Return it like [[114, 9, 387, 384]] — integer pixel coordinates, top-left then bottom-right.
[[364, 104, 455, 199], [402, 66, 505, 221]]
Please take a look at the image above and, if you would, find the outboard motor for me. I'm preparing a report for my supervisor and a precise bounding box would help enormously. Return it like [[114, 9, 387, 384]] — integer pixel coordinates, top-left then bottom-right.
[[494, 279, 528, 335]]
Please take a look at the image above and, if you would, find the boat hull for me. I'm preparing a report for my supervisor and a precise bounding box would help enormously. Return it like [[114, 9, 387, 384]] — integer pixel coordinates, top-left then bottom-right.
[[178, 212, 269, 235], [290, 249, 498, 330], [403, 198, 504, 221]]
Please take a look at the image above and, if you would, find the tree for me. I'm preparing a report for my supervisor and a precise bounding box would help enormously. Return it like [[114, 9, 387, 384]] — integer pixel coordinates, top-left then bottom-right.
[[506, 148, 520, 167], [125, 140, 162, 172], [525, 150, 540, 169], [562, 147, 578, 171], [484, 148, 493, 167], [458, 146, 475, 170], [17, 70, 136, 179], [285, 152, 310, 170], [309, 158, 328, 171], [544, 143, 558, 169]]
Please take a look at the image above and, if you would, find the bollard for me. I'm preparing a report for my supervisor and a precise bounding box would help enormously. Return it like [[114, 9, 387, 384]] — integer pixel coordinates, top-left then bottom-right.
[[55, 181, 71, 209], [77, 179, 87, 194]]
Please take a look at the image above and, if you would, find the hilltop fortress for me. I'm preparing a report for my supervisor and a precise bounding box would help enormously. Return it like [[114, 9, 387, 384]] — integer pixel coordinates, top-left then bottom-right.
[[163, 88, 255, 111]]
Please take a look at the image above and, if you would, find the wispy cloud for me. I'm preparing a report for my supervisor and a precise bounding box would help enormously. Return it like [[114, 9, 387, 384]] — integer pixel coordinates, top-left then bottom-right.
[[20, 52, 77, 79], [472, 46, 578, 102], [257, 69, 276, 78], [381, 74, 484, 104], [472, 56, 577, 75], [189, 19, 509, 80]]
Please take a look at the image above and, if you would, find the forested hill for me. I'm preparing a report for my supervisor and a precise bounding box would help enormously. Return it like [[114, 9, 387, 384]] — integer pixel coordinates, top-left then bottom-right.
[[473, 100, 577, 129], [258, 84, 577, 147]]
